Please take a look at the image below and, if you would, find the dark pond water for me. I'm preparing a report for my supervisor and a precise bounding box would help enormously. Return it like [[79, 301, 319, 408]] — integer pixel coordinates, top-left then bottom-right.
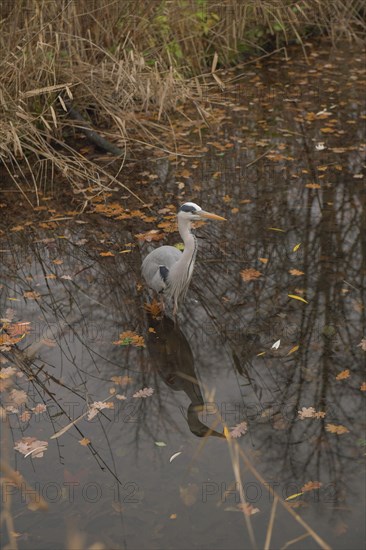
[[1, 42, 365, 550]]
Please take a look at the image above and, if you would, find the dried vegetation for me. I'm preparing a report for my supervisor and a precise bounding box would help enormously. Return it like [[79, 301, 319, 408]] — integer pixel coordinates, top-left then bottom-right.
[[0, 0, 364, 202]]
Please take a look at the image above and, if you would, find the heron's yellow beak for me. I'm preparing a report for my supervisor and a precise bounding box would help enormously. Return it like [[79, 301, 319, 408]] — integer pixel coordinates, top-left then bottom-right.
[[198, 210, 226, 221]]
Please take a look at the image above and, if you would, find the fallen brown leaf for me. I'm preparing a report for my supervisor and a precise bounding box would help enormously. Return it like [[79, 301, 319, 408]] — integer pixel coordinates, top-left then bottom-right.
[[135, 230, 165, 242], [289, 269, 304, 276], [144, 299, 163, 318], [305, 183, 321, 189], [237, 503, 260, 516], [301, 481, 322, 492], [320, 127, 336, 133], [23, 291, 41, 299], [240, 268, 262, 282], [336, 369, 350, 380], [325, 423, 349, 435], [114, 331, 145, 348]]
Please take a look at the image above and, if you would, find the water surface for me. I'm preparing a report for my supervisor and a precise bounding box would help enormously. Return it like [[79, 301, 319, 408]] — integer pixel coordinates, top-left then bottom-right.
[[1, 41, 365, 550]]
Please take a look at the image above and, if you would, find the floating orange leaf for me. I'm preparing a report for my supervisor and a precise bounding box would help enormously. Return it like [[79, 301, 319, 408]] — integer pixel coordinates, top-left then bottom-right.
[[240, 268, 262, 282], [305, 183, 321, 189], [0, 332, 25, 347], [258, 257, 268, 264], [360, 382, 366, 391], [23, 291, 40, 300], [301, 481, 322, 493], [114, 331, 145, 348], [79, 437, 90, 446], [180, 169, 192, 178], [325, 423, 349, 435], [158, 220, 177, 233], [289, 269, 304, 276], [144, 299, 163, 319], [99, 251, 115, 257], [336, 369, 350, 381], [237, 503, 260, 515], [298, 407, 316, 419], [14, 437, 48, 458], [7, 322, 31, 337], [133, 387, 154, 398], [0, 366, 17, 379], [298, 407, 326, 420], [230, 421, 248, 439], [87, 401, 114, 420]]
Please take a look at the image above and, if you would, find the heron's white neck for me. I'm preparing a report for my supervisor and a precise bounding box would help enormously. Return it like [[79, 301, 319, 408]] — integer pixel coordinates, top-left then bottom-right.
[[167, 217, 198, 310]]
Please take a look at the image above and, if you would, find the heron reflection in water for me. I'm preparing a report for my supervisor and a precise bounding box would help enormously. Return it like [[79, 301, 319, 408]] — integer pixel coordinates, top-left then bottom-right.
[[146, 314, 224, 439]]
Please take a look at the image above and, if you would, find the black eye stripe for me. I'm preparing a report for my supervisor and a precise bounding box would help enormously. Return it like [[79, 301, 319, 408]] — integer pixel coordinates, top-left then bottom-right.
[[180, 204, 197, 213]]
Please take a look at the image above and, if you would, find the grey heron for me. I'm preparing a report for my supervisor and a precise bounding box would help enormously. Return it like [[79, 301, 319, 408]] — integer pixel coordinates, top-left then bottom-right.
[[141, 202, 226, 315]]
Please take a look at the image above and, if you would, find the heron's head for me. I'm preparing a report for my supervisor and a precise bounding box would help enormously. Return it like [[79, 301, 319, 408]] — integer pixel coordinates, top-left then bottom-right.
[[178, 202, 226, 222]]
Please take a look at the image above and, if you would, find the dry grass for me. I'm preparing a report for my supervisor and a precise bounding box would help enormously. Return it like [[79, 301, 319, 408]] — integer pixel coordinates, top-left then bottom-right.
[[0, 0, 364, 204]]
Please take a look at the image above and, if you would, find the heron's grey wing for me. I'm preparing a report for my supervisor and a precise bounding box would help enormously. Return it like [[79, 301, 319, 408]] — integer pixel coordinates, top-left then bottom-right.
[[141, 246, 182, 293]]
